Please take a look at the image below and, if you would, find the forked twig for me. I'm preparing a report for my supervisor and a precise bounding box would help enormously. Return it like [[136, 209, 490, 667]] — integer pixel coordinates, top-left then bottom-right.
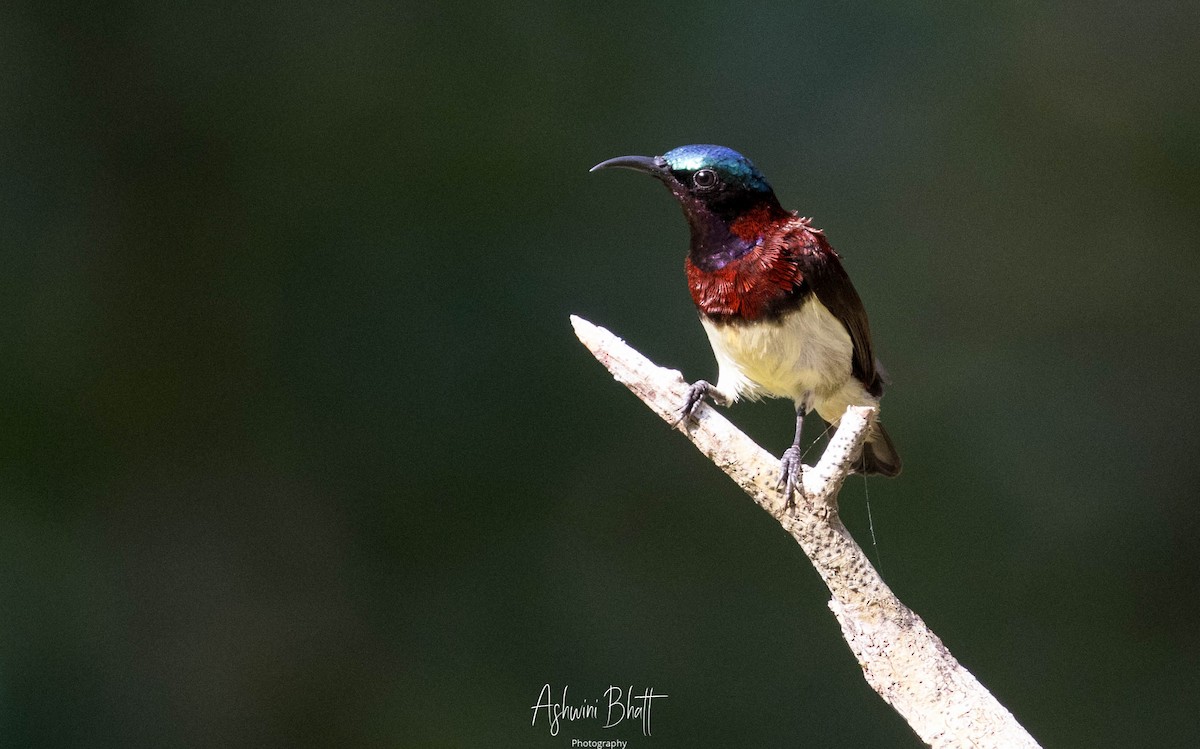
[[572, 315, 1040, 749]]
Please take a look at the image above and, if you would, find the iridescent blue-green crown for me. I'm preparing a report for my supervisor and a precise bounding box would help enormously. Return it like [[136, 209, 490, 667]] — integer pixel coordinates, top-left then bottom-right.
[[662, 144, 771, 193]]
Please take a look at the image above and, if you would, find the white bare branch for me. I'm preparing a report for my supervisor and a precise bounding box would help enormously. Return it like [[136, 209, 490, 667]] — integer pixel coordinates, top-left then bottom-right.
[[571, 314, 1040, 749]]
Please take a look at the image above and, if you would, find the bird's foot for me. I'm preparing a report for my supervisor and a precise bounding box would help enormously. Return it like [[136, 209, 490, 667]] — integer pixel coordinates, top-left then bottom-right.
[[673, 380, 724, 428], [777, 446, 807, 510]]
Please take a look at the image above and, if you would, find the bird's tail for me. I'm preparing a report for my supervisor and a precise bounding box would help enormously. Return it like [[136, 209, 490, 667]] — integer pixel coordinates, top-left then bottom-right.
[[859, 422, 901, 477]]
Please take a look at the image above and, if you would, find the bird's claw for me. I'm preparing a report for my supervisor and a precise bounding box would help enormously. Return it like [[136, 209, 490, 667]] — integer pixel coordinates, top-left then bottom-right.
[[777, 445, 807, 510], [674, 381, 715, 428]]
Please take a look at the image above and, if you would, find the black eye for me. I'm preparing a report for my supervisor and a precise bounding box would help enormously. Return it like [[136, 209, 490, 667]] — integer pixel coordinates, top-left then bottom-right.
[[692, 168, 718, 190]]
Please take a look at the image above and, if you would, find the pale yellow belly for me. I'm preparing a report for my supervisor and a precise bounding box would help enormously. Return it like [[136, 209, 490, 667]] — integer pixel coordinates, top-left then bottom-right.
[[700, 298, 876, 418]]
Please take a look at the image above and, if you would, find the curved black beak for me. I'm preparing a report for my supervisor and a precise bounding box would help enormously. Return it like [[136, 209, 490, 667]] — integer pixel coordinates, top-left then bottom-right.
[[589, 154, 670, 178]]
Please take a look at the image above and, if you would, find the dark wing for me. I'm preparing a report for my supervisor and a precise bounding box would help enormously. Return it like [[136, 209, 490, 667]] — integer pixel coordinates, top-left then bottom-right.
[[795, 232, 885, 397]]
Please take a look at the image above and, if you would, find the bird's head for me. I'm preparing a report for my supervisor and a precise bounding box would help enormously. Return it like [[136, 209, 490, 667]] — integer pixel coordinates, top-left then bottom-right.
[[591, 144, 781, 220], [591, 145, 785, 262]]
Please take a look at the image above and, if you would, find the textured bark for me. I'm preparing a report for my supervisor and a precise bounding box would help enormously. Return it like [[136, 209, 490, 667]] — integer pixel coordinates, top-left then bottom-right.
[[571, 315, 1040, 749]]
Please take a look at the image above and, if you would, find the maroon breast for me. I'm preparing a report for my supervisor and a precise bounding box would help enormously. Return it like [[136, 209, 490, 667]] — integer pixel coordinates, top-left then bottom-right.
[[685, 219, 823, 322]]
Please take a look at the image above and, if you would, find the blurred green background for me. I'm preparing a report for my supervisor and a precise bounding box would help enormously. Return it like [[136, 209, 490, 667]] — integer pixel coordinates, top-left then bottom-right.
[[4, 1, 1199, 746]]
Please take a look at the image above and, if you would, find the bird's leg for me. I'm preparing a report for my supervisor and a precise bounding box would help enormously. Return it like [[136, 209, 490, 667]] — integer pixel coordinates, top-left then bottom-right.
[[778, 394, 812, 509], [674, 380, 728, 427]]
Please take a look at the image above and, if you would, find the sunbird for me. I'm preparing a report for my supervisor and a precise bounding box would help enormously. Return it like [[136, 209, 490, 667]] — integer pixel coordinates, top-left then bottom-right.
[[592, 144, 900, 504]]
